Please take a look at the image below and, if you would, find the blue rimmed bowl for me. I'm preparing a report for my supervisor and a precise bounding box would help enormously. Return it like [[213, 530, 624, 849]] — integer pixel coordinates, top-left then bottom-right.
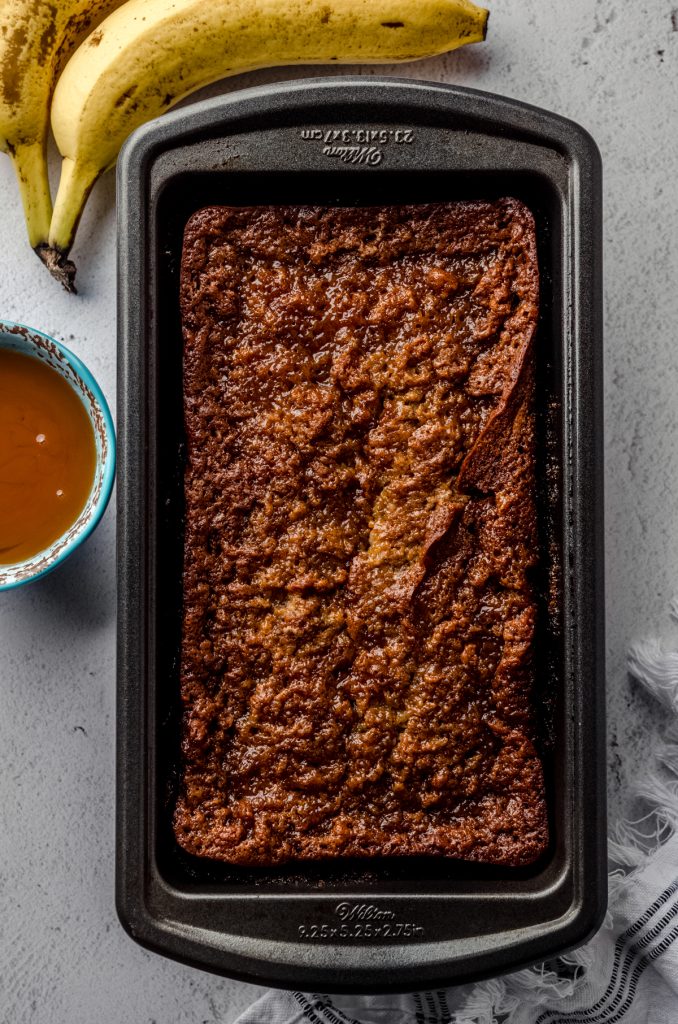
[[0, 321, 115, 591]]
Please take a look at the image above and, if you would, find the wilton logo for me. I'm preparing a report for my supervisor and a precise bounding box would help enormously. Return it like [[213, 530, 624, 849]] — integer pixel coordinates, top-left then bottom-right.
[[322, 145, 382, 166], [335, 902, 396, 922]]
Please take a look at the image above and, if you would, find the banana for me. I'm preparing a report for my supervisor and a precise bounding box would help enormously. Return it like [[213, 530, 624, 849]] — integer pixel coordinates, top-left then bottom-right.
[[0, 0, 126, 268], [47, 0, 488, 289]]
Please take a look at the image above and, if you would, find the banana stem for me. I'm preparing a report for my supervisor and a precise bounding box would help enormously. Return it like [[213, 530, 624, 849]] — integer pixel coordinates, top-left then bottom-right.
[[43, 157, 101, 291], [10, 140, 52, 250]]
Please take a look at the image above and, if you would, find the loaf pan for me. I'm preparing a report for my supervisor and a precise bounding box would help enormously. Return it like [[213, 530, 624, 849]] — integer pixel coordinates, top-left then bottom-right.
[[116, 76, 605, 992]]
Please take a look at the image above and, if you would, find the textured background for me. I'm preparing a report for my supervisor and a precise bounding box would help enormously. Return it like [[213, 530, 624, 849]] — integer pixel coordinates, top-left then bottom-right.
[[1, 0, 677, 1019]]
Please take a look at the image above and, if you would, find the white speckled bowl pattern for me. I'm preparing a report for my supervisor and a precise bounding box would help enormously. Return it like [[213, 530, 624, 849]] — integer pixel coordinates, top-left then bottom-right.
[[0, 320, 115, 590]]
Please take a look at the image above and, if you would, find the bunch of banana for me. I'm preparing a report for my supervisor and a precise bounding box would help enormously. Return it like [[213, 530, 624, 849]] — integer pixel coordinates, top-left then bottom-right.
[[42, 0, 488, 290], [0, 0, 125, 266]]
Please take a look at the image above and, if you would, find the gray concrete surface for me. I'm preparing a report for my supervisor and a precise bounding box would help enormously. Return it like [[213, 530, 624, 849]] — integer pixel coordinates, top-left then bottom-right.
[[1, 1, 677, 1019]]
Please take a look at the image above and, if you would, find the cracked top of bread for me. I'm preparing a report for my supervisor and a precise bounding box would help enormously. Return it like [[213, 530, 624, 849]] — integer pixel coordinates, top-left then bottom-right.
[[175, 199, 546, 867]]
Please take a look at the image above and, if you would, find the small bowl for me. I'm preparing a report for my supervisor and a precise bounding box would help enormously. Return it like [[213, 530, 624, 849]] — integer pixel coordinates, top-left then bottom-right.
[[0, 320, 115, 591]]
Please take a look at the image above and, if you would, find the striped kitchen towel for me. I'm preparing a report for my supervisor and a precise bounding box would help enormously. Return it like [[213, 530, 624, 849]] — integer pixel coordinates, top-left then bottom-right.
[[234, 628, 678, 1024]]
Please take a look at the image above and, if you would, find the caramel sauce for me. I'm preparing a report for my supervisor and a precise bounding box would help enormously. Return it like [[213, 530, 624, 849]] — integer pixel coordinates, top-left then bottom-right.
[[0, 349, 96, 565]]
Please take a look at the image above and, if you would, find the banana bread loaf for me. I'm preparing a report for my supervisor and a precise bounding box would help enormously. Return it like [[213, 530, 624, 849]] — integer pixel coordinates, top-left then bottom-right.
[[175, 199, 547, 867]]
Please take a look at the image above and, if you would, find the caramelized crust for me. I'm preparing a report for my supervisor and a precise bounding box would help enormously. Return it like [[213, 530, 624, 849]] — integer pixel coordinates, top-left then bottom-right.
[[175, 200, 547, 866]]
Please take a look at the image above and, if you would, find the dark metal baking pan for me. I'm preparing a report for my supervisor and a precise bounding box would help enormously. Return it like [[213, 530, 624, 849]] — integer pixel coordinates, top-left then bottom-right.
[[117, 76, 605, 992]]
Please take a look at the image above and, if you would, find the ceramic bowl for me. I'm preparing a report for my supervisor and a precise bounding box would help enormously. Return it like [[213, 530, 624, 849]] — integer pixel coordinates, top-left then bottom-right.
[[0, 320, 115, 590]]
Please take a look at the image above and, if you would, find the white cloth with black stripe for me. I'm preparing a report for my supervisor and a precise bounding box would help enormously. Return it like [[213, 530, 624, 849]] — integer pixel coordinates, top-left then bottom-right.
[[234, 628, 678, 1024]]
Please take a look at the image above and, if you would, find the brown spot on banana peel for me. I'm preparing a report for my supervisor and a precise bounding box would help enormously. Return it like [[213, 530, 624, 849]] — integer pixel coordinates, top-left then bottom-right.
[[1, 24, 28, 105], [38, 8, 58, 64], [114, 84, 138, 108]]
